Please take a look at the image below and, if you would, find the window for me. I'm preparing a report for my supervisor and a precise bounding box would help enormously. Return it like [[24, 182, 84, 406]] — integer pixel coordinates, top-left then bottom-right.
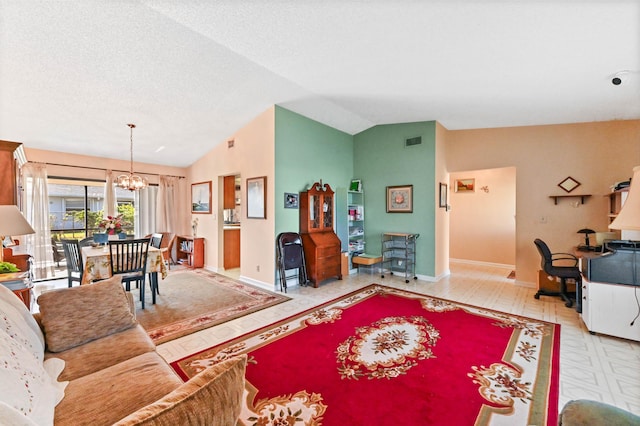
[[48, 179, 136, 239]]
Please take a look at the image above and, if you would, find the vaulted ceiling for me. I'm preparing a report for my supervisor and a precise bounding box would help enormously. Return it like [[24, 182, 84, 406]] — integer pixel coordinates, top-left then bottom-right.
[[1, 1, 638, 167]]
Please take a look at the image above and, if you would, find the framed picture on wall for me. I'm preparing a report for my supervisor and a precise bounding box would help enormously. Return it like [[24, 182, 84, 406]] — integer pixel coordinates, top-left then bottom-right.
[[454, 178, 475, 192], [247, 176, 267, 219], [386, 185, 413, 213], [191, 181, 212, 214], [284, 192, 298, 209], [439, 183, 448, 208]]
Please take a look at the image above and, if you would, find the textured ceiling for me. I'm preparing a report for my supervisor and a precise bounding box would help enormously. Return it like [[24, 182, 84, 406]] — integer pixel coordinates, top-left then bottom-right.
[[1, 1, 638, 167]]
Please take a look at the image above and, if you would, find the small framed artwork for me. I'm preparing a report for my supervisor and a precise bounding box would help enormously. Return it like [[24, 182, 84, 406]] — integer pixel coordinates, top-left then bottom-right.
[[439, 183, 448, 208], [284, 192, 298, 209], [455, 178, 475, 193], [558, 176, 581, 193], [386, 185, 413, 213], [349, 179, 362, 192], [247, 176, 267, 219], [191, 181, 212, 214]]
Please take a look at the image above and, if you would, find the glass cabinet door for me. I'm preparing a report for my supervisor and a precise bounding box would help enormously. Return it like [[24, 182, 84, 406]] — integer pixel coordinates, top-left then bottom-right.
[[323, 195, 333, 229], [310, 195, 320, 229]]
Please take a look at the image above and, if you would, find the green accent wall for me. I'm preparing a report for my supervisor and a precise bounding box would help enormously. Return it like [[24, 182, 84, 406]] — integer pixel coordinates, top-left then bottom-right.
[[274, 106, 354, 242], [354, 121, 437, 277]]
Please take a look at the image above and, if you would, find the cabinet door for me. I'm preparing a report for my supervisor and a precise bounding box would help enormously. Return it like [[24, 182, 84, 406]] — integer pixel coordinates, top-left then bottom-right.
[[224, 176, 236, 209]]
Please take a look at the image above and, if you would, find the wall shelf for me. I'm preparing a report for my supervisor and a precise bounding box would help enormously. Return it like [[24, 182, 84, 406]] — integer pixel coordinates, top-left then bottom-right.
[[549, 194, 592, 205]]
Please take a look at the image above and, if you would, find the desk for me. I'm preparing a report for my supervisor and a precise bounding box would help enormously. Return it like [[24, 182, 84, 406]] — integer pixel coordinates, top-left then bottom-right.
[[81, 246, 167, 285]]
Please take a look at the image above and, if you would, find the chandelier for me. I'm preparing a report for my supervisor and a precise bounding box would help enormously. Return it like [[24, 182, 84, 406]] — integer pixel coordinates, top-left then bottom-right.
[[116, 123, 148, 191]]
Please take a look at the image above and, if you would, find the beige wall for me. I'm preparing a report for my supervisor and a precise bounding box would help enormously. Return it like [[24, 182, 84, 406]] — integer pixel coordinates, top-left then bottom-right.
[[445, 119, 640, 285], [434, 122, 450, 278], [188, 107, 275, 287], [449, 167, 516, 266]]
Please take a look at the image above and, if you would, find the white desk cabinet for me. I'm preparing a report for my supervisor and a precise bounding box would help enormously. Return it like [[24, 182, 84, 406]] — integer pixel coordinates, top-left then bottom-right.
[[581, 277, 640, 341]]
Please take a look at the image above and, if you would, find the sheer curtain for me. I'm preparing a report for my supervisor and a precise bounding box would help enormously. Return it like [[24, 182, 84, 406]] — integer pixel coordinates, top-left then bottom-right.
[[135, 186, 157, 237], [157, 176, 185, 233], [22, 163, 54, 280], [104, 170, 117, 218]]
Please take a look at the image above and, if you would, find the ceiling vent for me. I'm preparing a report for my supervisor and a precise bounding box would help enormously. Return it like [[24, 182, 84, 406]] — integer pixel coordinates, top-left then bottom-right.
[[405, 136, 422, 147]]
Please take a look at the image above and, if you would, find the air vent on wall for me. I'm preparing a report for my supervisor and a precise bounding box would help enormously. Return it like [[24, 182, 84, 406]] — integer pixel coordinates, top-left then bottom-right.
[[405, 136, 422, 147], [228, 139, 234, 148]]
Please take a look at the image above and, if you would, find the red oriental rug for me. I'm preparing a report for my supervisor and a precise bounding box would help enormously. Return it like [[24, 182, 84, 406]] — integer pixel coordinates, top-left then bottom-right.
[[171, 284, 560, 426]]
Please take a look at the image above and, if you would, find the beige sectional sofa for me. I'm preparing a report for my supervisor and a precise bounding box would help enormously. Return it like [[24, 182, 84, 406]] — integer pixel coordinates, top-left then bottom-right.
[[0, 275, 246, 425]]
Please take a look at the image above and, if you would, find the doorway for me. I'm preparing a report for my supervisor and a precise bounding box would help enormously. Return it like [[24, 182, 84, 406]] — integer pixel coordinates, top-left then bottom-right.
[[221, 174, 241, 279], [449, 167, 516, 268]]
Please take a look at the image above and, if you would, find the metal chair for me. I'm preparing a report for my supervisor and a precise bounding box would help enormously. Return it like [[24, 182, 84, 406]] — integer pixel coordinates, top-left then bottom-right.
[[61, 239, 83, 287], [533, 238, 582, 308], [276, 232, 308, 293], [108, 238, 152, 309]]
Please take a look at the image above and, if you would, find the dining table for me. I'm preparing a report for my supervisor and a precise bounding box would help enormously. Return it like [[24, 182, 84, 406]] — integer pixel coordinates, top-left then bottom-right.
[[80, 245, 168, 286]]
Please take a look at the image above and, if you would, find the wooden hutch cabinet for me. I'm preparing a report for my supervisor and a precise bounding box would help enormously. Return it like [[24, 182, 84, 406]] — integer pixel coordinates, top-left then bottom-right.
[[299, 180, 342, 287], [0, 141, 20, 205]]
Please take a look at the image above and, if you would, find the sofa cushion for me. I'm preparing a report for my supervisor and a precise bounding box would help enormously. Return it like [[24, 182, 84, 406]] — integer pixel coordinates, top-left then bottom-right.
[[54, 351, 183, 426], [44, 324, 155, 382], [113, 354, 247, 426], [37, 275, 136, 352]]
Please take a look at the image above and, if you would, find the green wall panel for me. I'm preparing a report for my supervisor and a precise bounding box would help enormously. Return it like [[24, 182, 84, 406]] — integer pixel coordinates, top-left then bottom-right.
[[354, 121, 437, 277], [274, 106, 354, 244]]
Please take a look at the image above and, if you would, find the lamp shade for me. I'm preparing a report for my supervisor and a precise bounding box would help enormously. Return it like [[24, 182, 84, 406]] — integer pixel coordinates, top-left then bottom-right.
[[0, 205, 35, 237], [609, 166, 640, 231]]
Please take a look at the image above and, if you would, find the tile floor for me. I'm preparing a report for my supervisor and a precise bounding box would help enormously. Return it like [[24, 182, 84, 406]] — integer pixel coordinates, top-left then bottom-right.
[[36, 262, 640, 417]]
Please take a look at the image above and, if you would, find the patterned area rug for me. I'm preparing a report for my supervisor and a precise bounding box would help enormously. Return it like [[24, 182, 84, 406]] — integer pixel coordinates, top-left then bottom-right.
[[172, 284, 560, 425], [135, 269, 290, 344]]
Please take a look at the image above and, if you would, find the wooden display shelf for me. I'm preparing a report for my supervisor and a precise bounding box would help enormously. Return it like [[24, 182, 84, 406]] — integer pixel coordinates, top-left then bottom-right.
[[549, 194, 591, 205], [176, 236, 205, 268]]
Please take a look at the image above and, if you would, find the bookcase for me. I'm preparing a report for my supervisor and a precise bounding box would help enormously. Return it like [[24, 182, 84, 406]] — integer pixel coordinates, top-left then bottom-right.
[[347, 190, 365, 271], [176, 236, 204, 268]]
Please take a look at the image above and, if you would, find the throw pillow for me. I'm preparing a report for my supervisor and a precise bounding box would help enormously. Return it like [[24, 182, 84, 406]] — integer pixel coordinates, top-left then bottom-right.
[[37, 275, 136, 353], [112, 354, 247, 425], [0, 283, 45, 358], [0, 326, 57, 426]]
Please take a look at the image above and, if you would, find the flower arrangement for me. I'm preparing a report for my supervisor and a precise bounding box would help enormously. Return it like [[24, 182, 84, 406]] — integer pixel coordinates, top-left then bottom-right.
[[192, 218, 199, 236], [99, 214, 128, 235]]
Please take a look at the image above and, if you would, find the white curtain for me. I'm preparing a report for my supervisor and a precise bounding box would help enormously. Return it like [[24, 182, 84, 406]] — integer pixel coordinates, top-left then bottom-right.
[[22, 163, 54, 280], [157, 176, 183, 233], [135, 186, 157, 237], [104, 170, 117, 218]]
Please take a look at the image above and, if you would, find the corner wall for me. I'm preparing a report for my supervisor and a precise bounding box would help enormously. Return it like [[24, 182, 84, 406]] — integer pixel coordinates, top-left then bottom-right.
[[354, 121, 437, 277]]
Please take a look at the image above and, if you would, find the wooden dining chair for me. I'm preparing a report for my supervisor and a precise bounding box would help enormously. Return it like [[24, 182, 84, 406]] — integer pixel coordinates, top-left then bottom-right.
[[61, 239, 83, 287], [108, 238, 152, 309]]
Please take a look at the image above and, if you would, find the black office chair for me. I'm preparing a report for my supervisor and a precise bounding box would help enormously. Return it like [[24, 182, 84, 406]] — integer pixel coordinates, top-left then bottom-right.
[[108, 238, 151, 309], [533, 238, 582, 308], [276, 232, 308, 293], [61, 239, 83, 287]]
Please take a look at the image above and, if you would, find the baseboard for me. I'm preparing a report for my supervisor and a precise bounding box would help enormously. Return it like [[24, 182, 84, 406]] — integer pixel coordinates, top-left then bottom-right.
[[449, 258, 515, 269]]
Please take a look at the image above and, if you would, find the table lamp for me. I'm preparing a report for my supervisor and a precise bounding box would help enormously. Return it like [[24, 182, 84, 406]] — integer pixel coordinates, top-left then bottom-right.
[[577, 228, 596, 248], [0, 205, 35, 263]]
